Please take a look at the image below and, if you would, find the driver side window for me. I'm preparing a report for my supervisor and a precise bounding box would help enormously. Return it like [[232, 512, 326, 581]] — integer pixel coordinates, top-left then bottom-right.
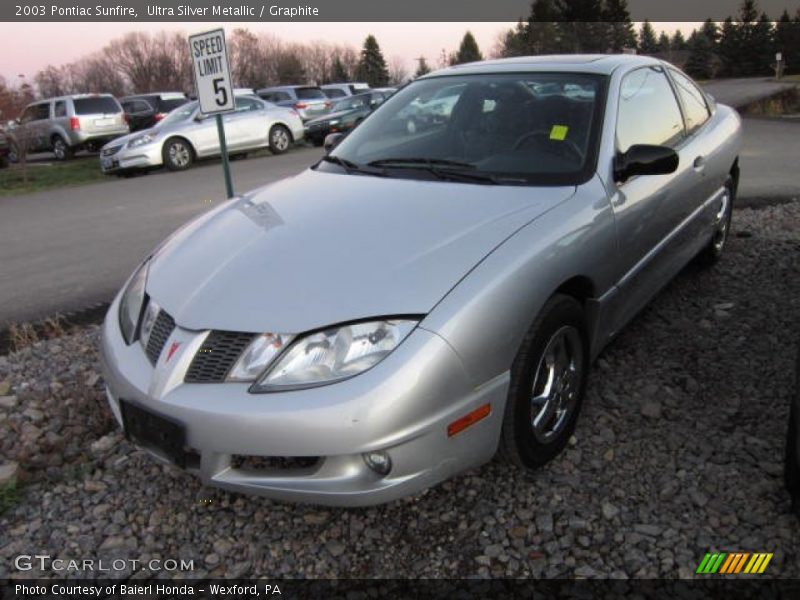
[[617, 67, 685, 153]]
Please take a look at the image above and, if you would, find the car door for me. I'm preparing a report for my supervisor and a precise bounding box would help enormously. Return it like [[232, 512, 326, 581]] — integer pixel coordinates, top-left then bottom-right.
[[608, 65, 704, 329], [224, 97, 266, 149], [184, 106, 219, 157]]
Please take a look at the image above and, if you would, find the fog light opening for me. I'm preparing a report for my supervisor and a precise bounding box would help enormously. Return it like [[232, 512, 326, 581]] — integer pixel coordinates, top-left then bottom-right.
[[363, 451, 392, 476]]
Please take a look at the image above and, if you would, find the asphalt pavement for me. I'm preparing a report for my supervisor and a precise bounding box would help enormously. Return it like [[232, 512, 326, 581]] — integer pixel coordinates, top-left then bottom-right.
[[0, 145, 325, 324], [1, 117, 798, 326]]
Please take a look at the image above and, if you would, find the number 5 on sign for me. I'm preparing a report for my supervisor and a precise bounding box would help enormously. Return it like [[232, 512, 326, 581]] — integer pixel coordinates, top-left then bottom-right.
[[189, 28, 234, 114], [188, 28, 235, 198]]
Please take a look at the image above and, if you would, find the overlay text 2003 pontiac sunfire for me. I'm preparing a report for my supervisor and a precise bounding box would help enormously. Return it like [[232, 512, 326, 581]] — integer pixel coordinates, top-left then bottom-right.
[[101, 55, 742, 506]]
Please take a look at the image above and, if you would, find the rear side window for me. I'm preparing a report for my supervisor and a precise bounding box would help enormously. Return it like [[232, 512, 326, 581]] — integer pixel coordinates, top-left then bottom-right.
[[34, 104, 51, 120], [54, 101, 67, 117], [616, 67, 685, 152], [295, 87, 325, 100], [73, 97, 121, 115], [669, 69, 711, 134]]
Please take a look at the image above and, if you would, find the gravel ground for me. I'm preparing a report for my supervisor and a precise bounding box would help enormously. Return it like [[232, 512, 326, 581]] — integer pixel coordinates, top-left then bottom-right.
[[1, 201, 799, 580]]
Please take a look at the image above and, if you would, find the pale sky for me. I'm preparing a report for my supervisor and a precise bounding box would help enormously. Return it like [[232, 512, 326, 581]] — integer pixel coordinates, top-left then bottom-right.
[[0, 21, 692, 84]]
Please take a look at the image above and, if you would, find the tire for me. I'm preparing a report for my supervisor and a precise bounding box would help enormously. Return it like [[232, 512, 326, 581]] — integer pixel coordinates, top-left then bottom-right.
[[268, 124, 292, 155], [500, 294, 589, 470], [162, 138, 194, 171], [8, 142, 20, 164], [696, 175, 734, 266], [0, 155, 8, 169], [52, 136, 73, 161], [311, 138, 324, 147]]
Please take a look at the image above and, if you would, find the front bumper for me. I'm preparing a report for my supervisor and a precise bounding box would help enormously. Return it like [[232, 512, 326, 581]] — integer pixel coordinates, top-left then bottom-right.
[[99, 294, 508, 506], [100, 142, 163, 173]]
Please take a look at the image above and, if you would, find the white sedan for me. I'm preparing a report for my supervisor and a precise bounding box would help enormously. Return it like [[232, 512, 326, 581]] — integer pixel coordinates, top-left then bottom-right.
[[100, 95, 304, 174]]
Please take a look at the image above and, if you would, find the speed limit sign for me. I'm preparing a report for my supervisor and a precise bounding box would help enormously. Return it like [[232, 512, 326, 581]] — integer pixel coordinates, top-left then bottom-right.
[[189, 28, 234, 115]]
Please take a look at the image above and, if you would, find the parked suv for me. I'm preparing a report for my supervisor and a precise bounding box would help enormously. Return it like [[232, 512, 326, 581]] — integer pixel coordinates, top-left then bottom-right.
[[8, 94, 129, 161], [320, 82, 370, 99], [120, 92, 189, 132], [256, 85, 331, 121]]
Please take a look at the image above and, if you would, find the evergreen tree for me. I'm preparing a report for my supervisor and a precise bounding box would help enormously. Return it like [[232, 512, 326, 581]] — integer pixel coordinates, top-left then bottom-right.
[[775, 9, 800, 74], [500, 20, 530, 57], [330, 56, 349, 83], [639, 20, 659, 54], [657, 31, 671, 53], [717, 17, 741, 76], [750, 12, 775, 75], [671, 30, 688, 51], [414, 57, 431, 78], [684, 30, 715, 79], [527, 0, 563, 54], [453, 31, 484, 64], [355, 35, 389, 87], [556, 0, 607, 53], [700, 18, 720, 45], [603, 0, 637, 52]]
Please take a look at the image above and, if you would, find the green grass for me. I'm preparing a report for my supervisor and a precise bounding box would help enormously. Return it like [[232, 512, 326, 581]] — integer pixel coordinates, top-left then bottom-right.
[[0, 482, 20, 514], [0, 157, 109, 197]]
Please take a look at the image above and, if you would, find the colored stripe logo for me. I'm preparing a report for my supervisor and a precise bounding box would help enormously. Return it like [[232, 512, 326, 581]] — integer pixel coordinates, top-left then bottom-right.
[[696, 552, 773, 574]]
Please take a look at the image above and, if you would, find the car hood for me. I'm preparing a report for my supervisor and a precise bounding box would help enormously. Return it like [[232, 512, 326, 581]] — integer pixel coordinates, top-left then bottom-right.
[[146, 169, 575, 333], [103, 127, 160, 149]]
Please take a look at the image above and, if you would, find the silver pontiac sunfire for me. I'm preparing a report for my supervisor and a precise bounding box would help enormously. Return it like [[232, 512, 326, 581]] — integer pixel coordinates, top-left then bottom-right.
[[101, 55, 742, 506]]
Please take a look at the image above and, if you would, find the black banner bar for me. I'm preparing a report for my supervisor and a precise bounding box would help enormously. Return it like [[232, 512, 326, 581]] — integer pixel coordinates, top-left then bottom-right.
[[3, 0, 800, 23]]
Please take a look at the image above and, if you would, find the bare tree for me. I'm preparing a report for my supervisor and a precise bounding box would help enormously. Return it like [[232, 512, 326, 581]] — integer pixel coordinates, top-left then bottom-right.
[[388, 56, 409, 86]]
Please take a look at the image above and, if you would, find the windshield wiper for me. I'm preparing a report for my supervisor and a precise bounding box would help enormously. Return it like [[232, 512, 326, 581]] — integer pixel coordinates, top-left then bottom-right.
[[320, 154, 385, 177], [368, 157, 477, 170], [367, 157, 513, 185]]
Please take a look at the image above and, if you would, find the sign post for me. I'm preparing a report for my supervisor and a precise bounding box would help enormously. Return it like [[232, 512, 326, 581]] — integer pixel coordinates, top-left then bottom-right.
[[188, 28, 235, 198]]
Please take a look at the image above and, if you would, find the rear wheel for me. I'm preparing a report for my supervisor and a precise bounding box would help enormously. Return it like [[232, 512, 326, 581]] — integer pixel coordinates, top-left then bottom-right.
[[52, 136, 73, 161], [500, 294, 589, 470], [8, 142, 20, 163], [696, 176, 734, 266], [162, 138, 194, 171], [269, 124, 291, 155]]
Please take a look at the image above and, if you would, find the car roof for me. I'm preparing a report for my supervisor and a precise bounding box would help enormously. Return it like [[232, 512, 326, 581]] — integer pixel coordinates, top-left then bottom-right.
[[122, 92, 186, 100], [420, 54, 663, 78], [258, 85, 321, 92], [33, 93, 117, 104]]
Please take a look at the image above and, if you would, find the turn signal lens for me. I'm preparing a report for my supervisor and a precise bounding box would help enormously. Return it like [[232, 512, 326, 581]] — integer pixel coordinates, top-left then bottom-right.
[[447, 404, 491, 437]]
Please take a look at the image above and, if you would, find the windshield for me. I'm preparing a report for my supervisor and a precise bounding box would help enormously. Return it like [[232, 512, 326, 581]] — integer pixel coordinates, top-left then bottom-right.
[[158, 102, 197, 127], [324, 73, 606, 185]]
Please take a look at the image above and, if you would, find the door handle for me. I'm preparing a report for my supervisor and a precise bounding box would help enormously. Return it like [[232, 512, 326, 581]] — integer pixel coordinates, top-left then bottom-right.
[[693, 155, 705, 170]]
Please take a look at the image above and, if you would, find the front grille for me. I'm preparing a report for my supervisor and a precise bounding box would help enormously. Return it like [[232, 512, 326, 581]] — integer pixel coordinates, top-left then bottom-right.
[[185, 330, 255, 383], [101, 144, 123, 157], [144, 310, 175, 365]]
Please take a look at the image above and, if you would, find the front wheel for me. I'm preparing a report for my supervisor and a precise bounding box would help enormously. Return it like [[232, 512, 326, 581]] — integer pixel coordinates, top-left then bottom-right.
[[162, 138, 194, 171], [500, 294, 589, 470], [696, 176, 734, 266], [269, 125, 291, 155]]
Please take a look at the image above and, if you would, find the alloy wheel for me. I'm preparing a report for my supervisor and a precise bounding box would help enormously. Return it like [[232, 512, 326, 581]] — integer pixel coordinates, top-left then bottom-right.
[[169, 142, 191, 167], [529, 325, 584, 444]]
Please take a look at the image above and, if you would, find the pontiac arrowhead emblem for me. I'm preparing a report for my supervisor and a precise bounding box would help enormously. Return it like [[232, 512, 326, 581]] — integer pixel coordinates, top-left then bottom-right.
[[166, 341, 181, 362]]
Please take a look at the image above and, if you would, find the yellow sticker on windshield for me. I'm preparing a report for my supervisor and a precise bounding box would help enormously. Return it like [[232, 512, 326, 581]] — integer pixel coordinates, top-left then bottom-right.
[[550, 125, 569, 141]]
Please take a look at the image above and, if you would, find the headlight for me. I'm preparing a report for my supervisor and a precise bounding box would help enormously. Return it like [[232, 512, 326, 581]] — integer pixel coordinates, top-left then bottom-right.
[[227, 333, 294, 382], [118, 262, 148, 345], [128, 134, 154, 148], [249, 319, 418, 392], [327, 119, 340, 126]]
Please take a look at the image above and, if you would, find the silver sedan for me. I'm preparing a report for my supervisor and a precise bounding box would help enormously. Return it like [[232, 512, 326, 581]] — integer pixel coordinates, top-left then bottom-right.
[[100, 95, 304, 174], [101, 55, 742, 505]]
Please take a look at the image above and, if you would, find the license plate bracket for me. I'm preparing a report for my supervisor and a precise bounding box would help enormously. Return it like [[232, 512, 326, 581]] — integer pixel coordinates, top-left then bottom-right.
[[120, 400, 186, 468]]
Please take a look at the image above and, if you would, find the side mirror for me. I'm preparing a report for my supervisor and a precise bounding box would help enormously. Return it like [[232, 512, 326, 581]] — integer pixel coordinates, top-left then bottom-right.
[[323, 132, 345, 153], [614, 144, 679, 183], [194, 113, 207, 122]]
